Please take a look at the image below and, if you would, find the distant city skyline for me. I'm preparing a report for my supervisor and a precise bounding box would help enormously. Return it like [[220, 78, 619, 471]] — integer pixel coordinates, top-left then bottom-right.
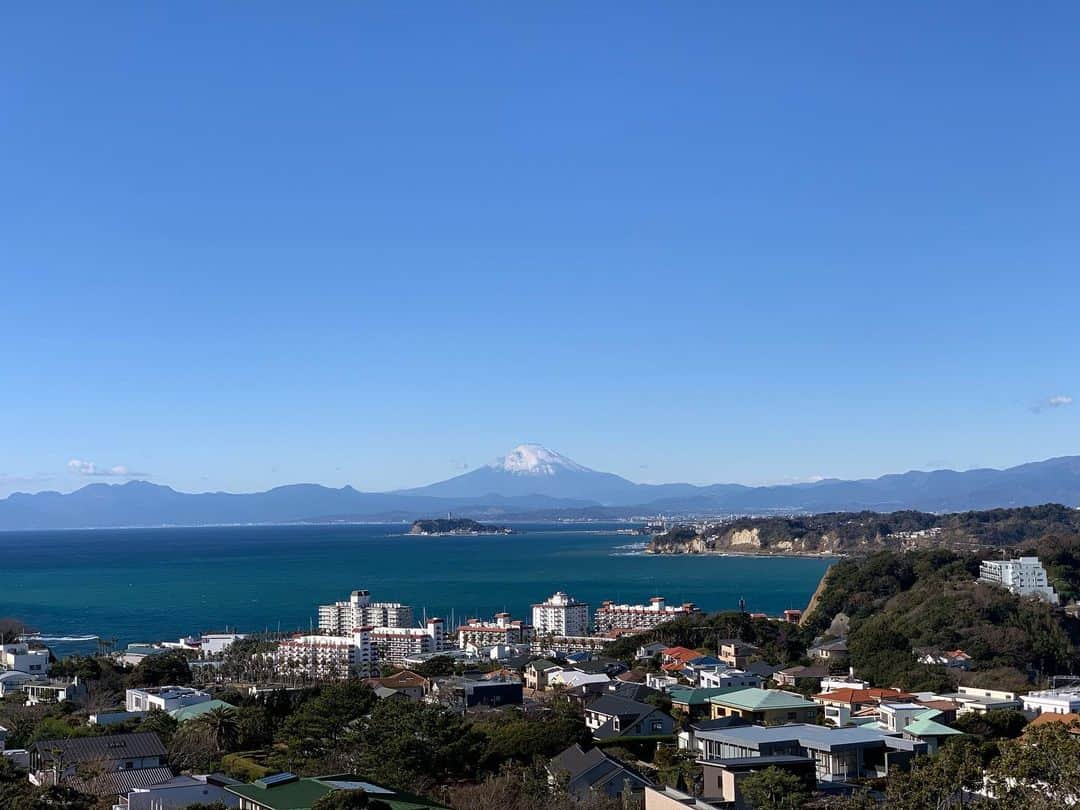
[[3, 4, 1079, 497]]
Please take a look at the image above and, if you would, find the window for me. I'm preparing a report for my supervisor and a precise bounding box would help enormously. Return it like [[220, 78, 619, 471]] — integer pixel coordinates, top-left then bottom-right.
[[788, 712, 797, 720]]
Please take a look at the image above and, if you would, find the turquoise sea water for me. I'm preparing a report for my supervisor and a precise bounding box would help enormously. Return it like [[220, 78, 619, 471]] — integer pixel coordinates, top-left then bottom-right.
[[2, 523, 832, 656]]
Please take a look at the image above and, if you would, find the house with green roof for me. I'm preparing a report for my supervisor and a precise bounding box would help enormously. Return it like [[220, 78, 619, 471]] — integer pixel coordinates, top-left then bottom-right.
[[879, 704, 964, 755], [168, 698, 236, 722], [669, 687, 745, 719], [225, 773, 446, 810], [708, 688, 821, 725]]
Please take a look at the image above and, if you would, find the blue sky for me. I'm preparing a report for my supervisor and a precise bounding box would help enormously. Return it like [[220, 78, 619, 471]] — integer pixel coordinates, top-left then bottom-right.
[[2, 3, 1079, 497]]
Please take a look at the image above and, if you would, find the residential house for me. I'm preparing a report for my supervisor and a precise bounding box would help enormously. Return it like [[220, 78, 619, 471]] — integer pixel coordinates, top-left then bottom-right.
[[670, 688, 747, 721], [708, 688, 822, 725], [744, 661, 782, 681], [547, 669, 611, 691], [698, 668, 763, 691], [718, 641, 761, 669], [1022, 687, 1080, 717], [1, 642, 50, 676], [676, 716, 749, 752], [917, 649, 972, 670], [524, 659, 563, 691], [879, 705, 963, 755], [691, 723, 925, 784], [584, 695, 676, 740], [936, 686, 1021, 716], [644, 784, 724, 809], [646, 673, 680, 692], [774, 664, 829, 689], [30, 733, 171, 798], [24, 678, 87, 706], [814, 688, 915, 728], [119, 773, 241, 810], [226, 773, 445, 809], [808, 638, 849, 663], [547, 744, 652, 799], [364, 670, 430, 700], [126, 685, 211, 713], [430, 674, 523, 710], [700, 756, 816, 809], [636, 642, 668, 661], [0, 670, 40, 698]]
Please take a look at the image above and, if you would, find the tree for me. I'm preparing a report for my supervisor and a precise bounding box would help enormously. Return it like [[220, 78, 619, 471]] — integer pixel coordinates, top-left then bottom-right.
[[127, 652, 193, 688], [413, 656, 455, 678], [883, 739, 985, 810], [168, 722, 219, 773], [987, 720, 1080, 808], [137, 710, 180, 747], [194, 707, 241, 752], [739, 766, 811, 810]]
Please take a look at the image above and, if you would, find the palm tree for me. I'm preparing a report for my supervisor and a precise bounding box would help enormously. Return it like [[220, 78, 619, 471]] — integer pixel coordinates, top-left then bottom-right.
[[195, 706, 241, 752]]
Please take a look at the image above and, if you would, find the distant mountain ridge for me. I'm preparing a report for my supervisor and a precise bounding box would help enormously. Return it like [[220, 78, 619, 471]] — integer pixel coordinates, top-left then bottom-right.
[[1, 445, 1079, 530]]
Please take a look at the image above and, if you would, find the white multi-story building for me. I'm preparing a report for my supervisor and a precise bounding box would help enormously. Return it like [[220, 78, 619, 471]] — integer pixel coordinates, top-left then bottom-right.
[[273, 628, 377, 680], [698, 668, 763, 690], [125, 686, 211, 714], [456, 613, 534, 649], [372, 619, 446, 666], [593, 596, 700, 633], [1, 642, 50, 676], [979, 557, 1059, 604], [318, 589, 414, 634], [1022, 687, 1080, 716], [532, 591, 590, 638]]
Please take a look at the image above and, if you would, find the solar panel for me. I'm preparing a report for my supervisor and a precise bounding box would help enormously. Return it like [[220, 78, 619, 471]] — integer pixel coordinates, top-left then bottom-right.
[[256, 772, 298, 787]]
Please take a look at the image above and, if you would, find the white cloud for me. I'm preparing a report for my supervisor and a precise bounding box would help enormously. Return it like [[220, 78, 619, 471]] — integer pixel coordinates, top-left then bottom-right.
[[1048, 395, 1073, 408], [67, 459, 147, 478]]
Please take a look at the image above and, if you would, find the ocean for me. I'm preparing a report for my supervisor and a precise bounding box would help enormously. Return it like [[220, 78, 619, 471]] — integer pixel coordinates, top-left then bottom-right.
[[1, 523, 833, 657]]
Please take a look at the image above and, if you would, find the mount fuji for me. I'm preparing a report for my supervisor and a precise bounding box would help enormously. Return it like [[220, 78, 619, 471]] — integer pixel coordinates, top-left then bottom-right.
[[398, 444, 658, 503]]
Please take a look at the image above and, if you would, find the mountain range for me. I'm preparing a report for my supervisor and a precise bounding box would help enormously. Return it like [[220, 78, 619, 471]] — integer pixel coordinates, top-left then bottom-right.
[[2, 443, 1079, 530]]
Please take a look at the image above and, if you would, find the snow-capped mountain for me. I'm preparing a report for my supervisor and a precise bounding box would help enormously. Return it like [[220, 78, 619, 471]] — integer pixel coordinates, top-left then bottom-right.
[[488, 444, 591, 475], [400, 444, 648, 503]]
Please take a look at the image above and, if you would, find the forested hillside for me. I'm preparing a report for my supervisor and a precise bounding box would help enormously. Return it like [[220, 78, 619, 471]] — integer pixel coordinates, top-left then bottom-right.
[[649, 503, 1080, 555]]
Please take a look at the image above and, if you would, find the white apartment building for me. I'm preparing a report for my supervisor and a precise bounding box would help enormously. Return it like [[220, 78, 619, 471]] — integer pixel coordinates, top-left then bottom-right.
[[593, 596, 700, 633], [456, 613, 534, 649], [126, 686, 212, 713], [372, 619, 446, 666], [532, 591, 590, 638], [1, 642, 50, 676], [273, 628, 377, 680], [318, 589, 414, 634], [979, 557, 1059, 604], [1022, 687, 1080, 716]]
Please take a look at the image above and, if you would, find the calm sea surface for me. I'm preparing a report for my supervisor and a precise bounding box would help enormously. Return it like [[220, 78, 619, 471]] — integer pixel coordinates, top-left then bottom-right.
[[1, 523, 832, 656]]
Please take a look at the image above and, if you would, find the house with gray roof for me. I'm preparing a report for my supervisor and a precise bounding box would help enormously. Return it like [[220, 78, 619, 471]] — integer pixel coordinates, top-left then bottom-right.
[[584, 694, 675, 740], [691, 723, 926, 783], [30, 732, 170, 797], [547, 743, 652, 798]]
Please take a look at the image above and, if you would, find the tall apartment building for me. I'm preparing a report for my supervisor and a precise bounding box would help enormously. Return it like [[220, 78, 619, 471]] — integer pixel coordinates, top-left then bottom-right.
[[532, 591, 590, 638], [318, 589, 413, 633], [372, 618, 446, 666], [273, 628, 377, 680], [979, 557, 1059, 604], [456, 613, 534, 649], [593, 596, 700, 633]]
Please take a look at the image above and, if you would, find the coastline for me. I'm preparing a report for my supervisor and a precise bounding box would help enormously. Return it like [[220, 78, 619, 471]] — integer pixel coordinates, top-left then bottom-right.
[[645, 547, 844, 560]]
